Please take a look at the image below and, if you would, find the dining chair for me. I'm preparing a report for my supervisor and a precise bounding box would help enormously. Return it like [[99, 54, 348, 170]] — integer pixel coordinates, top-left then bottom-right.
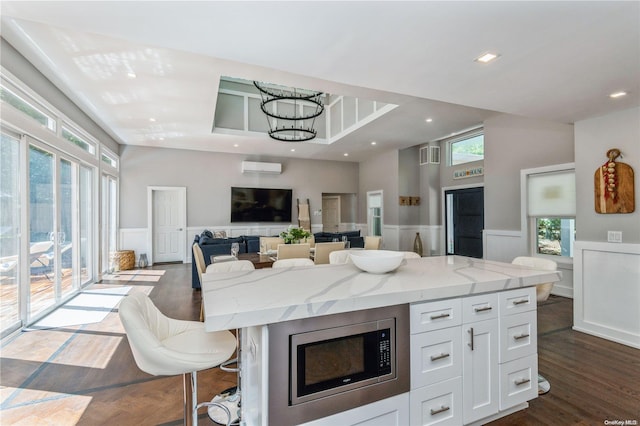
[[276, 243, 311, 260], [511, 256, 557, 395], [259, 236, 285, 252], [206, 260, 255, 274], [314, 242, 346, 265], [328, 250, 353, 265], [272, 258, 315, 268], [364, 236, 382, 250]]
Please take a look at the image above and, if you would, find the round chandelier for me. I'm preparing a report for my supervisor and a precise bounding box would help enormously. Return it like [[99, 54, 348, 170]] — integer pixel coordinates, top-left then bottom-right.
[[253, 81, 324, 142]]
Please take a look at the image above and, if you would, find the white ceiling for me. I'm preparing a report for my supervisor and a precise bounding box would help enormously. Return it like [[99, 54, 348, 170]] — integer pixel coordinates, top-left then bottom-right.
[[1, 1, 638, 162]]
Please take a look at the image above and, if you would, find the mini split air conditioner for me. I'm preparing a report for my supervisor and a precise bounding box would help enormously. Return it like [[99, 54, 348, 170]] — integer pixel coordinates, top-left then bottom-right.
[[241, 161, 282, 174]]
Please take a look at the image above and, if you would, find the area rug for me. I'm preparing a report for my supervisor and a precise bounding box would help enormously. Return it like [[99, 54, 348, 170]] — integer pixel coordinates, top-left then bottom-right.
[[30, 286, 132, 329]]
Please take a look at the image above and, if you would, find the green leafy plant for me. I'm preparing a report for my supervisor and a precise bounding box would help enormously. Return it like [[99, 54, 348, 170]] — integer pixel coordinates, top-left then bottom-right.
[[280, 226, 311, 244]]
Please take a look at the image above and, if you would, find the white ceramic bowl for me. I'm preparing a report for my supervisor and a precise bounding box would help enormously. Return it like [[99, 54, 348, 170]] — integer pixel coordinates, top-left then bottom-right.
[[349, 250, 405, 274]]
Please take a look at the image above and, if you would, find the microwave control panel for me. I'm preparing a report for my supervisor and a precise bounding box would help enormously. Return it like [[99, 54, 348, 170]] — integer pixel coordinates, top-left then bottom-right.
[[378, 328, 392, 374]]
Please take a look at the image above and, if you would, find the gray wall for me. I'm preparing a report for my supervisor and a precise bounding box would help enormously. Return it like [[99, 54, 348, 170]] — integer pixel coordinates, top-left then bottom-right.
[[575, 107, 640, 243], [119, 145, 359, 229], [1, 38, 120, 154], [484, 114, 575, 230], [399, 146, 420, 225], [359, 150, 400, 225]]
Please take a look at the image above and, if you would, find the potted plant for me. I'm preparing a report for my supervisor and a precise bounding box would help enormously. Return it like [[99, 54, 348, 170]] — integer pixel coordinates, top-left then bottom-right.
[[280, 226, 312, 244]]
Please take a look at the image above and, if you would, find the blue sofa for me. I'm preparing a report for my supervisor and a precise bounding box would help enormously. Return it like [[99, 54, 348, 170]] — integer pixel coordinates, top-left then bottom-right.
[[191, 232, 261, 289], [313, 230, 364, 248]]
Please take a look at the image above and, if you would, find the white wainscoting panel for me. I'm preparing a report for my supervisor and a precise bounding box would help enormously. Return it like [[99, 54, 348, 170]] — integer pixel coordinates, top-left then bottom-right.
[[483, 230, 525, 263], [573, 241, 640, 349], [119, 228, 148, 266], [398, 226, 442, 256]]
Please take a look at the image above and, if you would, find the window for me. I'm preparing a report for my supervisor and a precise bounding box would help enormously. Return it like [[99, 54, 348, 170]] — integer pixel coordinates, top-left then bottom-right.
[[522, 164, 576, 259], [1, 84, 56, 131], [449, 130, 484, 166], [62, 125, 96, 155]]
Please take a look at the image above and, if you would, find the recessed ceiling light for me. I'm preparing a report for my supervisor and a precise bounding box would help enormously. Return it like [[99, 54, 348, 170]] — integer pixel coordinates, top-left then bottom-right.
[[127, 72, 137, 79], [290, 148, 295, 152], [425, 118, 433, 123], [343, 153, 349, 157], [233, 144, 239, 147], [475, 52, 499, 63], [371, 141, 377, 145], [610, 91, 627, 98], [159, 137, 165, 141], [149, 118, 156, 122]]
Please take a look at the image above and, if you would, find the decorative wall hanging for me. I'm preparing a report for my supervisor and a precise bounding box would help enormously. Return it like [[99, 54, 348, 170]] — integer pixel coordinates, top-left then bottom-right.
[[594, 148, 635, 214]]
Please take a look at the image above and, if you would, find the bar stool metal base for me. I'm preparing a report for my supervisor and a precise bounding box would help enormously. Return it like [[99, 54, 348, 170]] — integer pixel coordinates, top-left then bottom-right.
[[208, 386, 240, 425]]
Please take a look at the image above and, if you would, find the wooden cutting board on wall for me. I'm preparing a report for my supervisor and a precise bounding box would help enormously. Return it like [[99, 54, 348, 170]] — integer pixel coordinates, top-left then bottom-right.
[[594, 149, 635, 214]]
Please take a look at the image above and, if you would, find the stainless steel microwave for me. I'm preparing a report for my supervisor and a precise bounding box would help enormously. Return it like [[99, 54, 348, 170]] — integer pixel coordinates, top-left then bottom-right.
[[268, 304, 410, 426]]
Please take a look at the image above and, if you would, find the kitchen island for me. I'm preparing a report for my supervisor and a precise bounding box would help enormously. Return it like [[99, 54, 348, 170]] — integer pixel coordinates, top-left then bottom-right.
[[201, 255, 561, 426]]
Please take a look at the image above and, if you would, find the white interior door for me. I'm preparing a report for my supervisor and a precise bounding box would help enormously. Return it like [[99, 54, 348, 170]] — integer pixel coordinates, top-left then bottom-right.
[[322, 196, 340, 232], [150, 187, 186, 263]]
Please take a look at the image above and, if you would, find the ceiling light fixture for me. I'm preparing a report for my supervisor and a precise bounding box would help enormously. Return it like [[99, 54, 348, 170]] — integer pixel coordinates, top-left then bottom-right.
[[425, 118, 433, 123], [475, 52, 499, 63], [127, 72, 136, 79], [609, 91, 627, 98], [253, 81, 324, 142], [371, 141, 377, 145], [149, 118, 156, 122], [343, 153, 349, 157]]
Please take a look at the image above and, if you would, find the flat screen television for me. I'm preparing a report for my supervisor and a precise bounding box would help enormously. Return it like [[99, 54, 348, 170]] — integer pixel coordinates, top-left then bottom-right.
[[231, 187, 293, 223]]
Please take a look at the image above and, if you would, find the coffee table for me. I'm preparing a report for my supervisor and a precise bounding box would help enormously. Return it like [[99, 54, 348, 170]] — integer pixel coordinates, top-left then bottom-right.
[[237, 252, 275, 269]]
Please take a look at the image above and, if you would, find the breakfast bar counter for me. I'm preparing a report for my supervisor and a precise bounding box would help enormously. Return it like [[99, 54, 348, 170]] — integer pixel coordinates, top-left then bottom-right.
[[201, 255, 561, 426], [200, 255, 560, 332]]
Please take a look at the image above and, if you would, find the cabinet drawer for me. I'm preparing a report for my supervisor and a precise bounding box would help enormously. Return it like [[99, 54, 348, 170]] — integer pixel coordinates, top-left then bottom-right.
[[410, 377, 462, 426], [411, 327, 462, 388], [462, 293, 499, 324], [500, 310, 537, 362], [499, 354, 538, 410], [500, 287, 536, 316], [411, 299, 462, 333]]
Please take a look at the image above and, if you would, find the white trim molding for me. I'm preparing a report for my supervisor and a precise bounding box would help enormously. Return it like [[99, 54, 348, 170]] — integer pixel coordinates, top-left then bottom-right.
[[573, 241, 640, 349]]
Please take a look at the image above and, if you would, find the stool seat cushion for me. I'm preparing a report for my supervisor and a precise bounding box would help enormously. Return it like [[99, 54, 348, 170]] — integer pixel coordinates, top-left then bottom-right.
[[120, 292, 236, 376]]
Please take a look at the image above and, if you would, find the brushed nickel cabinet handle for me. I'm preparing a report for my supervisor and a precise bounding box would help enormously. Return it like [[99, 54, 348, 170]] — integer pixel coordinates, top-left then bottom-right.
[[474, 306, 493, 312], [430, 405, 450, 415], [430, 313, 450, 320], [514, 333, 530, 340], [513, 299, 529, 305], [515, 378, 531, 386], [468, 327, 474, 351], [430, 352, 450, 361]]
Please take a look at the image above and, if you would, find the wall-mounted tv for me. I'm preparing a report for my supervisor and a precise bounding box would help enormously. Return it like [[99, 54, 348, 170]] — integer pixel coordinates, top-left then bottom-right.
[[231, 187, 293, 223]]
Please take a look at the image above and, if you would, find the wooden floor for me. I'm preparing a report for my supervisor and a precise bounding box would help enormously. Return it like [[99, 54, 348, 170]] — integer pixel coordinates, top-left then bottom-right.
[[1, 263, 638, 425]]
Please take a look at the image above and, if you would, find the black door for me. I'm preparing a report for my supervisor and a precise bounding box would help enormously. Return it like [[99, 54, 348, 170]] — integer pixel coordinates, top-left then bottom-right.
[[445, 187, 484, 258]]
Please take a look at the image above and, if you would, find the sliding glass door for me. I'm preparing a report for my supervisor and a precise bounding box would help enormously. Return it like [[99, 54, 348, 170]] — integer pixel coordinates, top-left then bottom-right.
[[0, 132, 21, 337]]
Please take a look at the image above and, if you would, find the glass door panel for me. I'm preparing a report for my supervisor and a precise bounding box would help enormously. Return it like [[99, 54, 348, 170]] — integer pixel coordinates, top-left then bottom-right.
[[1, 133, 21, 337], [29, 144, 55, 319], [79, 165, 93, 286], [101, 174, 117, 274], [59, 158, 75, 299]]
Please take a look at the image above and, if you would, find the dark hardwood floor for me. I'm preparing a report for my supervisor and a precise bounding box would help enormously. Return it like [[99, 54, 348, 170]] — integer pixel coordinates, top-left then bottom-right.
[[1, 263, 638, 425]]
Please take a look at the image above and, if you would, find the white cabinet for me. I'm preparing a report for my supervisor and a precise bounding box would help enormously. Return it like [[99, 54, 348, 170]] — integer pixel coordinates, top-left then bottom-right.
[[410, 377, 462, 426], [461, 293, 499, 424], [410, 287, 538, 426]]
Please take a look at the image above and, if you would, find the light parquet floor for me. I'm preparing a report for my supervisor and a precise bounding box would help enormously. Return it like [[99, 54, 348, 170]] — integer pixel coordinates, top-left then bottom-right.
[[1, 263, 638, 425]]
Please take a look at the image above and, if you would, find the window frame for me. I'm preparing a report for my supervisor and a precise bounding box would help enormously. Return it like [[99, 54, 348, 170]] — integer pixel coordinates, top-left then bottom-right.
[[446, 128, 484, 166], [520, 162, 575, 265]]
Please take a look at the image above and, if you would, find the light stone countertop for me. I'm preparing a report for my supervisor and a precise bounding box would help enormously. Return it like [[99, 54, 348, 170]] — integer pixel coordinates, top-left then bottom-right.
[[201, 255, 561, 332]]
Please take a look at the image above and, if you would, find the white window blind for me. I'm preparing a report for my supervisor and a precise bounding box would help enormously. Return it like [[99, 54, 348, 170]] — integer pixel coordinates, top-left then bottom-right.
[[527, 170, 576, 217]]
